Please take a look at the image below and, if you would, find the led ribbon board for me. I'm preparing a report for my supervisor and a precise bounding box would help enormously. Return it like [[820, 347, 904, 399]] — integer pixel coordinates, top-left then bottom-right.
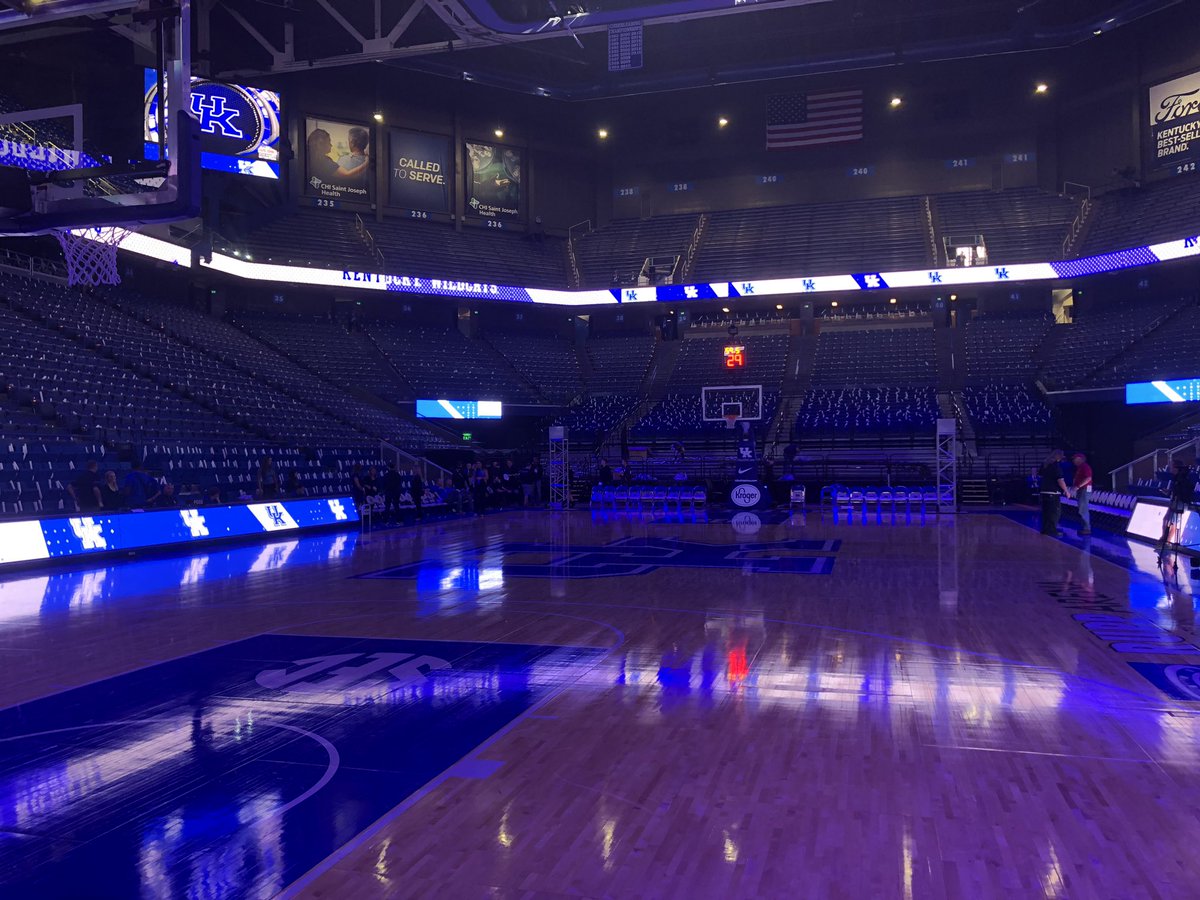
[[0, 497, 358, 568], [78, 229, 1200, 308], [1126, 378, 1200, 404], [416, 399, 503, 419]]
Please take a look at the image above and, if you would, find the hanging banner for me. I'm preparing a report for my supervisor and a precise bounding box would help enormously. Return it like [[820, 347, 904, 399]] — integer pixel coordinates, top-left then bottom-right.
[[388, 129, 451, 213], [464, 141, 521, 220], [1148, 70, 1200, 170], [304, 117, 373, 202]]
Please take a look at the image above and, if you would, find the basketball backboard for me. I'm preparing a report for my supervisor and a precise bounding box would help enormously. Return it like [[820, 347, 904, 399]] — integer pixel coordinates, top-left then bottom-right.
[[0, 0, 198, 239], [701, 385, 764, 424]]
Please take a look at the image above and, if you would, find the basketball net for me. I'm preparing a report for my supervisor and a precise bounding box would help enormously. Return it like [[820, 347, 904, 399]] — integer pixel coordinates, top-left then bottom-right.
[[52, 226, 124, 286], [724, 413, 739, 430]]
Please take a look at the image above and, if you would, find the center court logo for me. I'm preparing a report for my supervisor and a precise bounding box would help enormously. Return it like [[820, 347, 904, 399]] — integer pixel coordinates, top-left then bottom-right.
[[360, 535, 839, 580], [730, 484, 762, 508], [255, 651, 451, 696]]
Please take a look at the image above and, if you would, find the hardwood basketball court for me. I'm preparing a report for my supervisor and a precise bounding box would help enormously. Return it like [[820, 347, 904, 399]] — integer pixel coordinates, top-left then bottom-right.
[[1, 508, 1197, 898]]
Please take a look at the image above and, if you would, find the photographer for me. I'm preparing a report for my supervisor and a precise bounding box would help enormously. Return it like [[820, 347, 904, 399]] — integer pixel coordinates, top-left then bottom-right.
[[1158, 459, 1196, 560]]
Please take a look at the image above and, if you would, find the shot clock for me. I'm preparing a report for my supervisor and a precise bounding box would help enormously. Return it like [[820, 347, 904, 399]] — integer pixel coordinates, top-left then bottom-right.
[[723, 345, 745, 369]]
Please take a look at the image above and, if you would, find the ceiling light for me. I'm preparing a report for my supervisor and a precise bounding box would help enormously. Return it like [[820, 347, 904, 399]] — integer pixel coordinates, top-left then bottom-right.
[[1035, 82, 1049, 95], [831, 301, 838, 307], [494, 129, 504, 138], [597, 128, 609, 139], [373, 112, 384, 122], [721, 307, 730, 313], [718, 117, 729, 128], [1093, 28, 1102, 36], [949, 294, 957, 301], [890, 96, 903, 108], [775, 304, 783, 310], [889, 297, 897, 304]]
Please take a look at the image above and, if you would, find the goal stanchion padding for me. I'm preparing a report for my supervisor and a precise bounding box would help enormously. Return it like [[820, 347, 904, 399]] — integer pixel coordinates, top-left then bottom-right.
[[52, 226, 123, 286]]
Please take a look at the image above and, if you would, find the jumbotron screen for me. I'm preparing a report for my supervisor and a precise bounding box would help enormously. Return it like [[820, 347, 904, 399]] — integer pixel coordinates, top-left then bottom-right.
[[1125, 378, 1200, 404], [416, 399, 503, 419], [143, 69, 282, 178]]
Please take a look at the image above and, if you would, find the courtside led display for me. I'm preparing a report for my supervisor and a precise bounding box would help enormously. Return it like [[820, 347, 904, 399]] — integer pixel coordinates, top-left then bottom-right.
[[1126, 378, 1200, 404], [416, 399, 503, 419], [0, 497, 357, 568]]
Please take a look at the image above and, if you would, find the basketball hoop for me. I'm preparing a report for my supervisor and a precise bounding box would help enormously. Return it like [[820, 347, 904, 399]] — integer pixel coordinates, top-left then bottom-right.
[[52, 226, 123, 286], [724, 413, 739, 430]]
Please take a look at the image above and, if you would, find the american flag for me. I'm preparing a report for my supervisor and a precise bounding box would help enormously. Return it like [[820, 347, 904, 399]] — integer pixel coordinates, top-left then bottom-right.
[[766, 90, 864, 150]]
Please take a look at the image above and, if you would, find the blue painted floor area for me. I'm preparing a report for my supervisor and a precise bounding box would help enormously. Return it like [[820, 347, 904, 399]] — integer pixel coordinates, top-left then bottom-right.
[[0, 633, 604, 899]]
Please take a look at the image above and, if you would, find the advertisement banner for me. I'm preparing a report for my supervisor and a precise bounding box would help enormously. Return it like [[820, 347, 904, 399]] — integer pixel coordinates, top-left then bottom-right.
[[464, 141, 521, 220], [305, 117, 373, 202], [1148, 70, 1200, 169], [389, 129, 451, 213]]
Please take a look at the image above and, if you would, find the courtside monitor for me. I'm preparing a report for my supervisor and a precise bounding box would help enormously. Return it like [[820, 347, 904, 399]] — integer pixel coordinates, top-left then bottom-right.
[[416, 399, 503, 419], [1125, 378, 1200, 404]]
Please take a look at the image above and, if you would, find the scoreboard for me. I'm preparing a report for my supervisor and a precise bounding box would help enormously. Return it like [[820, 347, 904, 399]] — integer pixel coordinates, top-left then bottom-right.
[[724, 345, 745, 369]]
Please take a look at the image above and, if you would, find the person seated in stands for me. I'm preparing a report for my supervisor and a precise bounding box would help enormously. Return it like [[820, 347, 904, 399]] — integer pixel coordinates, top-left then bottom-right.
[[285, 470, 308, 498], [257, 456, 280, 500], [364, 466, 381, 510], [597, 457, 613, 486], [671, 442, 686, 463], [122, 460, 160, 510], [205, 486, 223, 505], [69, 460, 103, 512], [154, 483, 179, 508], [99, 469, 122, 511], [178, 483, 202, 505]]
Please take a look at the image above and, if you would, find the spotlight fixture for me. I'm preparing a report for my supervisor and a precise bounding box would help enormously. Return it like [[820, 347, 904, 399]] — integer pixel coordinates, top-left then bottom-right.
[[1092, 27, 1102, 36], [373, 112, 384, 123], [775, 304, 783, 310], [889, 297, 897, 304], [718, 117, 729, 128], [950, 294, 957, 301], [890, 96, 903, 108], [597, 128, 609, 139], [721, 306, 730, 313], [494, 128, 504, 138], [1035, 82, 1049, 95], [831, 300, 839, 307]]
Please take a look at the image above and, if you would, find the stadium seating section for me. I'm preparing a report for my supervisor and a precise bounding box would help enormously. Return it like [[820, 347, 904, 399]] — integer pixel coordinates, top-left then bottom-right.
[[694, 195, 931, 281], [934, 188, 1079, 264], [796, 387, 939, 434], [811, 327, 936, 386]]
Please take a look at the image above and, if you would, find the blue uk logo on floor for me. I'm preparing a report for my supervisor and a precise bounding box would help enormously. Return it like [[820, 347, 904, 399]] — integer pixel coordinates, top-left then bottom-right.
[[0, 633, 604, 899], [359, 536, 841, 581]]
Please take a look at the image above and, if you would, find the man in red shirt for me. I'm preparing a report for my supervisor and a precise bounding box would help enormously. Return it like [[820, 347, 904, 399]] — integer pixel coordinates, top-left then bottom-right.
[[1072, 452, 1093, 535]]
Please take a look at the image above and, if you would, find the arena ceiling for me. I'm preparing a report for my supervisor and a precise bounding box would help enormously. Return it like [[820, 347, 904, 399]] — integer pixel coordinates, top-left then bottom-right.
[[0, 0, 1184, 99]]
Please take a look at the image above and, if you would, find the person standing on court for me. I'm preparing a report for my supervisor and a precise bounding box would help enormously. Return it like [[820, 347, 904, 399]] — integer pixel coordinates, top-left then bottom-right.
[[1071, 452, 1093, 535], [381, 462, 403, 524], [1037, 450, 1069, 536]]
